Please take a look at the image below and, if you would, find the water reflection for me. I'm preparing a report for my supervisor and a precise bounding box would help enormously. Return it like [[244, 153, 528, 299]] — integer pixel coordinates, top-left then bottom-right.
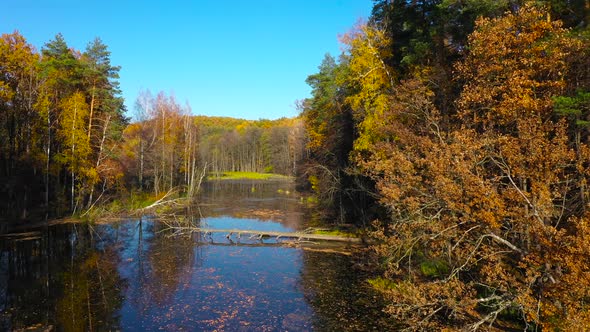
[[199, 180, 304, 230], [300, 250, 396, 331], [0, 225, 124, 331], [0, 180, 391, 331]]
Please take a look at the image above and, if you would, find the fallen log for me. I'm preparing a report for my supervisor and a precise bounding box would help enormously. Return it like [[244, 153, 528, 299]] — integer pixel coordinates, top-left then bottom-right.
[[165, 226, 362, 243]]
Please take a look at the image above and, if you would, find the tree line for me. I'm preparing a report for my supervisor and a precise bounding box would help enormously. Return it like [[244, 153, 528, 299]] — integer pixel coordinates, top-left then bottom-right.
[[0, 32, 305, 221], [120, 93, 305, 195], [299, 0, 590, 329], [0, 32, 126, 219], [194, 115, 305, 176]]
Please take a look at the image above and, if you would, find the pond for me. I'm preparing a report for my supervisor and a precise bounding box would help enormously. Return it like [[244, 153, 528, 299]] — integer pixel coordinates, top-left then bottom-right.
[[0, 180, 393, 331]]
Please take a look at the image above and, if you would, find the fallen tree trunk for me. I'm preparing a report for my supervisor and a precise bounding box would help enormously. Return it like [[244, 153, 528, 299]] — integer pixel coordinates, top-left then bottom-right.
[[165, 226, 362, 243]]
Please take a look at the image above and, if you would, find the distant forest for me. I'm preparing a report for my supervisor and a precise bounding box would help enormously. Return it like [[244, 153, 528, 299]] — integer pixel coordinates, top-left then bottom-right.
[[122, 95, 306, 194]]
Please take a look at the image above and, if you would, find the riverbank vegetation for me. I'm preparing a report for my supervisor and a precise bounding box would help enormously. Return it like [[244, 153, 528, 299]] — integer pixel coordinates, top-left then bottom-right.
[[0, 33, 127, 220], [299, 0, 590, 330]]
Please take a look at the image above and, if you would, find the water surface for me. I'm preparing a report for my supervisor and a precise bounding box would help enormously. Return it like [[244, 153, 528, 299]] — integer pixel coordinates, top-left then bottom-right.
[[0, 180, 392, 331]]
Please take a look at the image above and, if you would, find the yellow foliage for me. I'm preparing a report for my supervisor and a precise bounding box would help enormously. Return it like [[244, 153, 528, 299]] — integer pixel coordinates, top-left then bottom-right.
[[58, 92, 91, 171], [340, 23, 396, 154], [457, 4, 579, 127]]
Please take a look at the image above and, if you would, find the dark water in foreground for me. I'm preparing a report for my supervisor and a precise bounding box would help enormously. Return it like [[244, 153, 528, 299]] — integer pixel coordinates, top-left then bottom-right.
[[0, 180, 392, 331]]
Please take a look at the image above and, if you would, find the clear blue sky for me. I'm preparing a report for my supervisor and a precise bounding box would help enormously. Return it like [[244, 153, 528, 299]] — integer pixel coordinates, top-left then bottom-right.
[[1, 1, 372, 120]]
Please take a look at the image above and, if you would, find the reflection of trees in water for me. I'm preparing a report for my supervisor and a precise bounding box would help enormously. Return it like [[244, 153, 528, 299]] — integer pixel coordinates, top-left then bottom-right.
[[0, 224, 124, 331], [56, 249, 124, 331], [0, 234, 54, 330], [126, 219, 203, 311], [299, 250, 396, 331], [199, 180, 303, 229], [147, 223, 200, 304], [1, 220, 205, 331]]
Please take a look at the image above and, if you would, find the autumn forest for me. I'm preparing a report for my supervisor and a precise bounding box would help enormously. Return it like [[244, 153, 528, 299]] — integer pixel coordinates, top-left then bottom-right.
[[0, 33, 307, 218], [2, 0, 590, 330]]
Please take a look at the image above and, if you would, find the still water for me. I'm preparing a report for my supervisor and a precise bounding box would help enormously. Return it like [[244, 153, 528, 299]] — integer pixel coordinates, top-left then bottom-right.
[[0, 180, 392, 331]]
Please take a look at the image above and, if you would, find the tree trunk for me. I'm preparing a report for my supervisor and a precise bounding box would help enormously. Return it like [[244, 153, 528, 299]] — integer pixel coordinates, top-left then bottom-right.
[[45, 108, 51, 208], [71, 102, 77, 213], [87, 114, 110, 208], [87, 82, 96, 143]]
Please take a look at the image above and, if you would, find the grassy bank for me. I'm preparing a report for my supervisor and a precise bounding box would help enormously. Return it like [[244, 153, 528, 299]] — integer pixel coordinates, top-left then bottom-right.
[[207, 171, 292, 181], [78, 189, 193, 223], [312, 229, 357, 238]]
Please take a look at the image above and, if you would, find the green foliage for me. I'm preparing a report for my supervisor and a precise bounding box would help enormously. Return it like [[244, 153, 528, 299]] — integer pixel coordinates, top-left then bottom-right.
[[312, 229, 356, 238], [367, 277, 397, 291], [553, 90, 590, 126], [128, 191, 160, 210], [554, 95, 583, 116], [299, 52, 377, 225], [419, 259, 449, 278], [207, 171, 291, 181], [88, 191, 157, 216]]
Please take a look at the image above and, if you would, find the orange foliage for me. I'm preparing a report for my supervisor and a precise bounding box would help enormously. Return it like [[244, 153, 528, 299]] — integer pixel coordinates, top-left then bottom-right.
[[360, 5, 590, 330]]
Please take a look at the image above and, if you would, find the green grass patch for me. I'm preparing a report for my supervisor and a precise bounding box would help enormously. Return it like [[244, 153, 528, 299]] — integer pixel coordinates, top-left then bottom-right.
[[312, 229, 356, 238], [420, 259, 449, 278], [126, 191, 162, 210], [67, 189, 188, 224], [95, 191, 161, 215], [367, 277, 397, 291], [207, 171, 292, 180]]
